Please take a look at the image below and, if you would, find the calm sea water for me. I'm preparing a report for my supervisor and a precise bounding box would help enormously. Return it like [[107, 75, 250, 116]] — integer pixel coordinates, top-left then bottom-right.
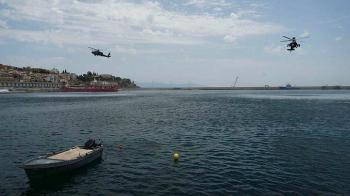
[[0, 90, 350, 195]]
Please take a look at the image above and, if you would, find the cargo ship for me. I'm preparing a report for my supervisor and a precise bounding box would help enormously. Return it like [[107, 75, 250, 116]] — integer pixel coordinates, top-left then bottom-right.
[[63, 80, 118, 92]]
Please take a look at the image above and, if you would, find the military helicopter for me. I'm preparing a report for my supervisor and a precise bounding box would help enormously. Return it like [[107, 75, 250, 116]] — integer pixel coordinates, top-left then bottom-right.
[[88, 47, 111, 58], [280, 36, 308, 51]]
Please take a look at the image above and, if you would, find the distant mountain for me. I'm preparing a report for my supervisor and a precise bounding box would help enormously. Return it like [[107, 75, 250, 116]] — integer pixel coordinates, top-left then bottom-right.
[[137, 82, 202, 88]]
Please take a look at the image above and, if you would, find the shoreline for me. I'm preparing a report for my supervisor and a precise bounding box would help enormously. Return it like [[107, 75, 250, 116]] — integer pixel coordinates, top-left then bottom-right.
[[2, 85, 350, 93], [130, 86, 350, 91]]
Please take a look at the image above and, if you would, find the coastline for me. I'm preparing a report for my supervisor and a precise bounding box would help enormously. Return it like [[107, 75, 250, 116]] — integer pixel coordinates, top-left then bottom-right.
[[2, 85, 350, 93], [128, 85, 350, 91]]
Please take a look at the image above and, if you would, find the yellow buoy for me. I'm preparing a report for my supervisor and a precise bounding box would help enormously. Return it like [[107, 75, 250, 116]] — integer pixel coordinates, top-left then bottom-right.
[[173, 152, 180, 161]]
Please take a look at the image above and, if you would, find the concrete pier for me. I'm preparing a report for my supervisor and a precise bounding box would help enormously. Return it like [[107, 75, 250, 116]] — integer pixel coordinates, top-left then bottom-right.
[[0, 81, 62, 92]]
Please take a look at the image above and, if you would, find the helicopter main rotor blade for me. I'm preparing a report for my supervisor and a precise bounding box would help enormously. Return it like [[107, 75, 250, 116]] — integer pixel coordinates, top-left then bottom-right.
[[88, 47, 98, 50], [282, 36, 292, 40], [280, 40, 291, 42]]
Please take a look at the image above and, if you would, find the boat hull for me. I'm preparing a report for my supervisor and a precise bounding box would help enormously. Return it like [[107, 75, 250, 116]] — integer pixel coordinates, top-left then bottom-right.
[[0, 89, 10, 93], [24, 147, 103, 180]]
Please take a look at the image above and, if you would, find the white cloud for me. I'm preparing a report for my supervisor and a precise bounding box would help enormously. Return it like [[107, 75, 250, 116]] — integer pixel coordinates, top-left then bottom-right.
[[3, 55, 66, 68], [113, 44, 168, 55], [335, 36, 343, 42], [300, 31, 310, 38], [264, 44, 283, 54], [223, 35, 237, 42], [0, 19, 7, 29], [0, 0, 284, 46], [184, 0, 231, 8], [213, 7, 222, 12], [320, 15, 350, 25]]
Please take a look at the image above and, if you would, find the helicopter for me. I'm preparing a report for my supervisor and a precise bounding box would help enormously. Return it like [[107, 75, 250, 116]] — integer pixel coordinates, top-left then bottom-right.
[[88, 47, 111, 58], [280, 36, 308, 51]]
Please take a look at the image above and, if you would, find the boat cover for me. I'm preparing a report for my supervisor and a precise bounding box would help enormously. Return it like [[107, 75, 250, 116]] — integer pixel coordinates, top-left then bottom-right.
[[48, 147, 93, 161], [25, 158, 63, 166]]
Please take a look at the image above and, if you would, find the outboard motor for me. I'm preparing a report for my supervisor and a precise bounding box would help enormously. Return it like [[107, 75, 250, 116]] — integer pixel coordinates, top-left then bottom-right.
[[84, 139, 96, 149]]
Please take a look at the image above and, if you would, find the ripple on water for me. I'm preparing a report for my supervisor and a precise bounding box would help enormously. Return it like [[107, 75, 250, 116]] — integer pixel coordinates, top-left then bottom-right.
[[0, 90, 350, 195]]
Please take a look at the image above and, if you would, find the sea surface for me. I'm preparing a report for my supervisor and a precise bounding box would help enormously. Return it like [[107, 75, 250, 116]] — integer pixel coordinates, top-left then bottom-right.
[[0, 90, 350, 195]]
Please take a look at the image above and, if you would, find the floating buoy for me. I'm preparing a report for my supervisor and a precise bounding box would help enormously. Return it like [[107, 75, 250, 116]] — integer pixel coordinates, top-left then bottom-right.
[[118, 144, 123, 149], [173, 152, 180, 162]]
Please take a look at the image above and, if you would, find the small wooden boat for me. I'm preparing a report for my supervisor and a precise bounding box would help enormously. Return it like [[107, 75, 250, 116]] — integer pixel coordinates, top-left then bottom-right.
[[23, 139, 103, 179]]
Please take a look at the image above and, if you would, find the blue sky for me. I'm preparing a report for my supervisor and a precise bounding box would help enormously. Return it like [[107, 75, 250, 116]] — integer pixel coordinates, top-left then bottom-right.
[[0, 0, 349, 87]]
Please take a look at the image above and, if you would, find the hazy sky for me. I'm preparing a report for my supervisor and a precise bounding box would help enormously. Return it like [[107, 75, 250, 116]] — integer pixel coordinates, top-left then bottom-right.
[[0, 0, 349, 87]]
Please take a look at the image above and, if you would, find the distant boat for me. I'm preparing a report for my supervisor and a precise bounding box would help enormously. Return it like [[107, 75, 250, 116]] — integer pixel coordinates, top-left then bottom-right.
[[22, 139, 103, 180], [279, 84, 298, 90], [0, 89, 10, 93]]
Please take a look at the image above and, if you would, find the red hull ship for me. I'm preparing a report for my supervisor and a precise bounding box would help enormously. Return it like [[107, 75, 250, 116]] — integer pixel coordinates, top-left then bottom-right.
[[63, 85, 118, 92]]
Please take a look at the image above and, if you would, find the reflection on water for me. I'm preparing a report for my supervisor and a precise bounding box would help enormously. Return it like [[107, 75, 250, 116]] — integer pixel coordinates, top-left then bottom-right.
[[1, 90, 350, 195], [228, 90, 350, 100]]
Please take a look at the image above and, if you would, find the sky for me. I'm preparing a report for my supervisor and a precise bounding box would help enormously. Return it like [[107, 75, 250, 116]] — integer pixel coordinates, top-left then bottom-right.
[[0, 0, 350, 87]]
